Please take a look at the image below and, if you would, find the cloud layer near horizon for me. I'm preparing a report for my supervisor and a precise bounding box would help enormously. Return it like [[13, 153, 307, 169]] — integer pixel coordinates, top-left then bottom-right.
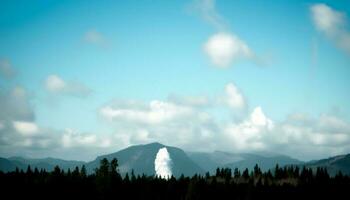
[[1, 79, 350, 161], [0, 86, 109, 161], [96, 82, 350, 160]]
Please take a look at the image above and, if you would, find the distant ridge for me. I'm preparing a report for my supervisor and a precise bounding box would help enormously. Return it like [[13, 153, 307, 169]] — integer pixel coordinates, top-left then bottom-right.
[[303, 154, 350, 176], [1, 142, 350, 176], [85, 142, 204, 176]]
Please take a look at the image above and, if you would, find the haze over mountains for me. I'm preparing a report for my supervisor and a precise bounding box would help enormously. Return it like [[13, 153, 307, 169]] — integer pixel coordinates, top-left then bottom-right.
[[85, 142, 203, 176], [1, 142, 349, 176]]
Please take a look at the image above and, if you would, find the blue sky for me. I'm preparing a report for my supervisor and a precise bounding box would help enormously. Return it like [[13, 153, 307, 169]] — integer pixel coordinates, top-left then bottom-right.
[[1, 0, 350, 161]]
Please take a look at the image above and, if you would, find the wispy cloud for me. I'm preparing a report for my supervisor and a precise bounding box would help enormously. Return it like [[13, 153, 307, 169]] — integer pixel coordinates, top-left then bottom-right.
[[83, 29, 109, 47], [310, 4, 350, 55], [45, 75, 92, 98], [0, 59, 16, 79], [190, 0, 227, 30]]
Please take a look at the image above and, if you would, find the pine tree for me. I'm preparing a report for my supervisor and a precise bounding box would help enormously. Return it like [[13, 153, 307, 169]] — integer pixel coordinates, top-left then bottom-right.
[[234, 168, 240, 178], [26, 165, 32, 175], [242, 168, 249, 179], [81, 165, 87, 178], [110, 158, 119, 175], [254, 164, 261, 177], [73, 166, 80, 177], [97, 158, 109, 177]]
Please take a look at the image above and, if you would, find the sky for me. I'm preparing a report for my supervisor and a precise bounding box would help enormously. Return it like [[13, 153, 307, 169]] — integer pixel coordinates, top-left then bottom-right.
[[1, 0, 350, 161]]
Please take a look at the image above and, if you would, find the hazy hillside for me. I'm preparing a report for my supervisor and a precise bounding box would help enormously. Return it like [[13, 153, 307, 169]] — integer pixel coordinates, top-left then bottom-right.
[[303, 154, 350, 176], [0, 157, 85, 172], [187, 151, 303, 173], [225, 154, 303, 171], [186, 151, 245, 173]]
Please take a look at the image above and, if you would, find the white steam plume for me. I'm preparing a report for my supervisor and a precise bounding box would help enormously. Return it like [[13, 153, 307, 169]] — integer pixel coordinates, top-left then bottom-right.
[[154, 147, 172, 179]]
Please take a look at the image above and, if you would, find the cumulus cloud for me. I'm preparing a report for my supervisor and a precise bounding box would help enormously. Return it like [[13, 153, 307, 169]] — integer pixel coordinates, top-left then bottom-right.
[[191, 0, 256, 68], [13, 121, 39, 136], [0, 59, 16, 79], [1, 122, 113, 160], [99, 98, 218, 151], [0, 86, 106, 160], [310, 4, 350, 54], [222, 107, 350, 160], [155, 147, 172, 179], [0, 86, 34, 121], [0, 86, 111, 160], [221, 82, 246, 109], [45, 75, 92, 98], [268, 113, 350, 159], [204, 32, 254, 68], [0, 86, 39, 150], [2, 83, 350, 161], [83, 29, 108, 47], [62, 128, 111, 148], [224, 107, 274, 151], [99, 83, 350, 160]]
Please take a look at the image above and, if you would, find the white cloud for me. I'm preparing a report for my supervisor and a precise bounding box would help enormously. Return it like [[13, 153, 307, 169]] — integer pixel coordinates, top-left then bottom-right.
[[310, 4, 344, 35], [13, 121, 39, 136], [96, 80, 350, 160], [222, 82, 246, 109], [83, 29, 108, 47], [45, 75, 92, 98], [191, 0, 226, 30], [0, 86, 109, 160], [99, 98, 219, 152], [204, 32, 254, 68], [46, 75, 66, 92], [224, 107, 273, 151], [0, 86, 34, 121], [2, 82, 350, 161], [310, 4, 350, 54], [191, 0, 256, 68], [250, 107, 273, 127], [61, 128, 111, 148], [0, 59, 16, 79], [100, 100, 194, 125], [222, 106, 350, 160], [168, 95, 210, 108]]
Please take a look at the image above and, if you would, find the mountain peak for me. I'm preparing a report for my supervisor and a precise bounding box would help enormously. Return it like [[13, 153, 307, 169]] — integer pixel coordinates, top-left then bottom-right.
[[143, 142, 166, 148]]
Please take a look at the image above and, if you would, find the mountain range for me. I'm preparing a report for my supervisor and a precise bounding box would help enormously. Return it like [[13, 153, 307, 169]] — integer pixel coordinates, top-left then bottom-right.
[[1, 142, 349, 176]]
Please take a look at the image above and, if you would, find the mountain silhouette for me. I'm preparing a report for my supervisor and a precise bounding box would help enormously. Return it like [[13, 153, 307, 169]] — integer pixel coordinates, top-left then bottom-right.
[[1, 142, 350, 176], [85, 142, 204, 177]]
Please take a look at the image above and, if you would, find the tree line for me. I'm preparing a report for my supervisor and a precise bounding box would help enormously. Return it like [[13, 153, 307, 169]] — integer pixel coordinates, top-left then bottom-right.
[[0, 158, 349, 200]]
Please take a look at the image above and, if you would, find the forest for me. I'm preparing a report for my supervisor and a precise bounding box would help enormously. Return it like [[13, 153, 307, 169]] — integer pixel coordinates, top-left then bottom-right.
[[0, 158, 349, 200]]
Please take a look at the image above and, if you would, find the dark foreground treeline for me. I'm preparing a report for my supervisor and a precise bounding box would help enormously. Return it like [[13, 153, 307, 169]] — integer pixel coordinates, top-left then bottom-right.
[[0, 158, 349, 200]]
